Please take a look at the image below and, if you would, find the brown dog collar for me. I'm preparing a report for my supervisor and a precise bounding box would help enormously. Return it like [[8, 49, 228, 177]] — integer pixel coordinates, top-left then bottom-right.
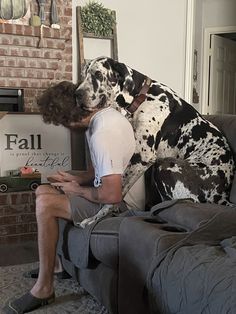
[[126, 77, 152, 114]]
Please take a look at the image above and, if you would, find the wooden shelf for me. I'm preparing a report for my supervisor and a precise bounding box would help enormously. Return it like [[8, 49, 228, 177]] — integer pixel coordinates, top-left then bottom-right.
[[76, 6, 118, 80], [82, 32, 114, 40]]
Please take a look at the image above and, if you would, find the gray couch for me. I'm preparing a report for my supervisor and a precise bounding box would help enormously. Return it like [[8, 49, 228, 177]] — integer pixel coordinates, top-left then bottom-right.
[[57, 115, 236, 314]]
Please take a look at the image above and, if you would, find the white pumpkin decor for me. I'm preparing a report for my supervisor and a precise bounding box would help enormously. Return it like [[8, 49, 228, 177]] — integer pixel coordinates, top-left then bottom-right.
[[0, 0, 31, 25]]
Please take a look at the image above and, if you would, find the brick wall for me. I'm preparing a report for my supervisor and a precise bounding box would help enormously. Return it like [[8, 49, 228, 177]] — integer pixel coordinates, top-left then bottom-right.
[[0, 0, 72, 111], [0, 0, 72, 243], [0, 192, 37, 244]]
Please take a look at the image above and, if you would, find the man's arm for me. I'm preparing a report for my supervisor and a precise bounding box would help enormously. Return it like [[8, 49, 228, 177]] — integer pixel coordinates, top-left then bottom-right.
[[51, 173, 122, 204], [47, 163, 95, 186]]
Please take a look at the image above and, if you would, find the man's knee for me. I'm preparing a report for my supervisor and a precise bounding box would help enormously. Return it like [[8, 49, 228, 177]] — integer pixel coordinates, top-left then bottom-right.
[[36, 194, 57, 218], [35, 184, 57, 197]]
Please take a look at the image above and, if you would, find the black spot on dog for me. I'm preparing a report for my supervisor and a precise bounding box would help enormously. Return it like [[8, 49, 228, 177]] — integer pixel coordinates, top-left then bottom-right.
[[116, 95, 128, 108], [95, 71, 103, 82], [191, 123, 208, 141], [147, 135, 154, 148], [103, 60, 110, 69], [177, 135, 191, 150], [131, 153, 142, 165], [149, 85, 164, 96], [220, 151, 232, 163], [217, 169, 226, 180], [198, 191, 207, 203], [213, 194, 222, 203], [91, 75, 98, 93], [152, 117, 156, 121], [159, 95, 167, 102], [147, 96, 155, 101]]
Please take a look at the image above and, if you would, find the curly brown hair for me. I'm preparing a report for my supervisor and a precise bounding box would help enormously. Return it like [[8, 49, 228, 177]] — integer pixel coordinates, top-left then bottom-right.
[[37, 81, 88, 127]]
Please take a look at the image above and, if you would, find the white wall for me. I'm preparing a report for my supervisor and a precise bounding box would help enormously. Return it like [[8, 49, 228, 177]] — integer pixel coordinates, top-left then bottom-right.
[[202, 0, 236, 28], [72, 0, 188, 97], [194, 0, 236, 111]]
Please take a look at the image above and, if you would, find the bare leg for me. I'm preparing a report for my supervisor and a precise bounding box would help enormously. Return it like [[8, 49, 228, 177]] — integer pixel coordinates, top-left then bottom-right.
[[35, 184, 64, 273], [30, 192, 72, 299]]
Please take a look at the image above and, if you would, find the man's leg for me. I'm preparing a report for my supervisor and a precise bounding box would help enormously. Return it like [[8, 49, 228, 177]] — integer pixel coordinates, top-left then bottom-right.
[[31, 192, 71, 298], [4, 188, 72, 313], [24, 185, 66, 277]]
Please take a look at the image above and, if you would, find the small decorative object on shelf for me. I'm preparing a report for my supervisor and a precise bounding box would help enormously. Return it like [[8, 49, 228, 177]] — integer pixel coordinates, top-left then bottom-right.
[[80, 1, 116, 37], [38, 0, 46, 24], [0, 0, 27, 20], [0, 0, 31, 25], [30, 14, 41, 26], [50, 0, 60, 29]]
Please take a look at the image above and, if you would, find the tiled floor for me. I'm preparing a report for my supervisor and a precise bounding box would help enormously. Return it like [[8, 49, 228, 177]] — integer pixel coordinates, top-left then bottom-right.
[[0, 241, 38, 266]]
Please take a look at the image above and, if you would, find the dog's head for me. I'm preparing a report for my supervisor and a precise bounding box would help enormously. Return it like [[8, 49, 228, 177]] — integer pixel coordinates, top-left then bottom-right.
[[75, 57, 146, 112]]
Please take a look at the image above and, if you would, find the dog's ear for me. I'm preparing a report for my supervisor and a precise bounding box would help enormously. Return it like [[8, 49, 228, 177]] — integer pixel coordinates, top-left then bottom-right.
[[107, 58, 135, 93]]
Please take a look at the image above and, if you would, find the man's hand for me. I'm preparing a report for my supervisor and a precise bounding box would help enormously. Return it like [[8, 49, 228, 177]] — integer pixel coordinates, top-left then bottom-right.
[[47, 171, 78, 183], [51, 180, 80, 195]]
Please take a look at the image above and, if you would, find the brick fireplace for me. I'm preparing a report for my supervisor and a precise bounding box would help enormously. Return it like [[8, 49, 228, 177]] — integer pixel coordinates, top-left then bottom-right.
[[0, 0, 72, 111], [0, 0, 72, 244]]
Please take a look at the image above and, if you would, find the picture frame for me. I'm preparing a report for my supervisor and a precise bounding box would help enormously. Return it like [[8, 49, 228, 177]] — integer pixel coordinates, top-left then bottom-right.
[[0, 113, 71, 191]]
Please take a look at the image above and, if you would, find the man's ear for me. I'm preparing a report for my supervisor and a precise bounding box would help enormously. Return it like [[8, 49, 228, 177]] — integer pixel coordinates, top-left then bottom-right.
[[108, 58, 135, 93]]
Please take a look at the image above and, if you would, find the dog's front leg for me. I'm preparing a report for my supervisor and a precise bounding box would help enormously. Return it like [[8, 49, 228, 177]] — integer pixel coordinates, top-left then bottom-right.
[[122, 162, 152, 197], [78, 204, 114, 228]]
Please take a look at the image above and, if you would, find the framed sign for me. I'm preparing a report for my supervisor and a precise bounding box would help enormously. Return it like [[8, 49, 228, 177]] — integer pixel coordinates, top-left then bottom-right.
[[0, 113, 71, 192]]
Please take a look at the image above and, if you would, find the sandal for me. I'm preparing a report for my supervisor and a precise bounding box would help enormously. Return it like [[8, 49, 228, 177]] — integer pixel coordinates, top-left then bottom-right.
[[23, 268, 71, 279], [3, 291, 55, 314]]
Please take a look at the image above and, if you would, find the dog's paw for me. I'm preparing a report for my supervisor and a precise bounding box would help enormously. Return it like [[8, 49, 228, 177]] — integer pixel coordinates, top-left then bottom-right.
[[79, 217, 96, 229], [79, 204, 113, 228]]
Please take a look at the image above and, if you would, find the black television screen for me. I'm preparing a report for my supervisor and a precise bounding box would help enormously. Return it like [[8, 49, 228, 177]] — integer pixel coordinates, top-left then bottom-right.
[[0, 88, 24, 112]]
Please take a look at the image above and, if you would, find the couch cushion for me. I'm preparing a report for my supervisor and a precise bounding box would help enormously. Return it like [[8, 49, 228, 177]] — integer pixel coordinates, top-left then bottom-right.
[[90, 217, 124, 268], [57, 217, 123, 269]]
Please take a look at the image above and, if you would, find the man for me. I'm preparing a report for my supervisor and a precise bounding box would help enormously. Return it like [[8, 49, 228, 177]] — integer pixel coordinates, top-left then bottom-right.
[[4, 81, 136, 313]]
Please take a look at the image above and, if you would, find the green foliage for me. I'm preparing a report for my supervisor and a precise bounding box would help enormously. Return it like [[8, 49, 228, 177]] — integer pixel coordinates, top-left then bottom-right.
[[80, 1, 116, 37]]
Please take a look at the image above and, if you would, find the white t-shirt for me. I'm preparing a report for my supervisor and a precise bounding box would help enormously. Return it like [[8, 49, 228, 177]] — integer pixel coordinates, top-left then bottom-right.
[[86, 107, 136, 188]]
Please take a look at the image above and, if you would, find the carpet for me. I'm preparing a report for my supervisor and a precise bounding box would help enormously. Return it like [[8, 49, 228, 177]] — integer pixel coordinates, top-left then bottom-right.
[[0, 262, 108, 313]]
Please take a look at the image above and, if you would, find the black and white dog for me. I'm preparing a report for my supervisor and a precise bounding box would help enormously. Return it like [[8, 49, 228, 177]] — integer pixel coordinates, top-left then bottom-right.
[[75, 57, 234, 226]]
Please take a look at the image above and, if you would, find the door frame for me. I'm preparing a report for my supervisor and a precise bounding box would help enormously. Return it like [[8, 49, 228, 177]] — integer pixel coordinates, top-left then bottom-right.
[[184, 0, 196, 103], [201, 26, 236, 114]]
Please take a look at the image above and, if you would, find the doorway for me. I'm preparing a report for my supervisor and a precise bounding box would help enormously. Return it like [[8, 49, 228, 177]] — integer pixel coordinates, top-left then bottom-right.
[[201, 27, 236, 114]]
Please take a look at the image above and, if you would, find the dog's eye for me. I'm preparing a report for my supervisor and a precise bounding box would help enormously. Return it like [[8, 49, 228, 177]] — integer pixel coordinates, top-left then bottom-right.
[[95, 71, 103, 81]]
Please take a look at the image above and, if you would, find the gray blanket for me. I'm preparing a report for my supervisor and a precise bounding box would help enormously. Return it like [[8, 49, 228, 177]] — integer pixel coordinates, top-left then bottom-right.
[[118, 201, 236, 314], [147, 206, 236, 314]]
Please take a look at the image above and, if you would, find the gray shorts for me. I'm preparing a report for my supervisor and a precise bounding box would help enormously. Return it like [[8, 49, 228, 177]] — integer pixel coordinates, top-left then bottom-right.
[[69, 195, 102, 225], [69, 195, 129, 226]]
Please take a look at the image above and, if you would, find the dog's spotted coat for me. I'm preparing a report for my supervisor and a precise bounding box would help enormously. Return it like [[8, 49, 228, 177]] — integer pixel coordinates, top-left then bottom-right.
[[75, 57, 234, 226]]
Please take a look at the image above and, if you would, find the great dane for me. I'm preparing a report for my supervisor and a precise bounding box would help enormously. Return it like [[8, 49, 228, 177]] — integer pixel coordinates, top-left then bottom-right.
[[75, 57, 234, 227]]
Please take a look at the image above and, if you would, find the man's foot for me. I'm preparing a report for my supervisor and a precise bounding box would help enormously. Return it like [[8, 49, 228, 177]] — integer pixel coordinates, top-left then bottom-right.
[[3, 291, 55, 313], [23, 268, 71, 279]]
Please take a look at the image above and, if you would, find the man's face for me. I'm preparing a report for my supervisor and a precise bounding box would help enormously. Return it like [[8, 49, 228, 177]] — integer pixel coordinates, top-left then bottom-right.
[[65, 110, 98, 130]]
